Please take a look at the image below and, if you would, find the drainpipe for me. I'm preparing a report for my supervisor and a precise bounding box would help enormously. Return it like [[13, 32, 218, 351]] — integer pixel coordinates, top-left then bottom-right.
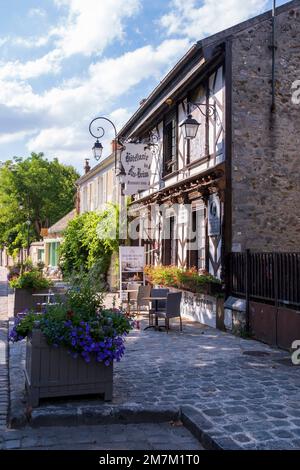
[[271, 0, 277, 113]]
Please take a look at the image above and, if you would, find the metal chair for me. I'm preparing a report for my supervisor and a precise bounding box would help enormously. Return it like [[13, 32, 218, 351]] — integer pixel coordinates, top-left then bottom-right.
[[136, 284, 151, 315], [149, 288, 169, 327], [155, 292, 183, 332], [126, 282, 139, 311]]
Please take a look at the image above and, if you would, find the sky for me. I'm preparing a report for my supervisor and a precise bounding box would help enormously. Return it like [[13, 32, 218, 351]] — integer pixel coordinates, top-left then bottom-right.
[[0, 0, 290, 174]]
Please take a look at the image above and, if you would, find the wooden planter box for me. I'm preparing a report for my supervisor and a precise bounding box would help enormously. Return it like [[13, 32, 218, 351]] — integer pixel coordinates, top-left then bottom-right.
[[25, 329, 113, 407], [13, 288, 40, 316]]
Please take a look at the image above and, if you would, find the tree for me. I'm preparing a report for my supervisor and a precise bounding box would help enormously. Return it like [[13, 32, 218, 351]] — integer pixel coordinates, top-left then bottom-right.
[[59, 205, 119, 281], [0, 153, 79, 255]]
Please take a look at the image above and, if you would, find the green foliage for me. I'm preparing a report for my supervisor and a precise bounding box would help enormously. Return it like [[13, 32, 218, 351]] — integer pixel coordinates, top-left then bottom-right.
[[12, 311, 37, 339], [65, 274, 104, 319], [9, 269, 53, 290], [0, 153, 79, 253], [144, 265, 222, 295], [10, 276, 133, 365], [59, 204, 119, 281]]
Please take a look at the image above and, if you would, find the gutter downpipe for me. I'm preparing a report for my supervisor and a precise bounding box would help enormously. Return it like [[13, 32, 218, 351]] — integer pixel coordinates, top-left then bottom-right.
[[271, 0, 277, 113]]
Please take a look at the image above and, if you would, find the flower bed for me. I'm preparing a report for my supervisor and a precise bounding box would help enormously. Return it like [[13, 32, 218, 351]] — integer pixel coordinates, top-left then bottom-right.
[[144, 265, 223, 295]]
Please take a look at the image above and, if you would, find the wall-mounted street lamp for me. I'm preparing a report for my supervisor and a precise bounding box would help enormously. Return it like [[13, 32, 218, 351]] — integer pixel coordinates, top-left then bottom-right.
[[89, 116, 126, 177], [179, 102, 216, 140], [25, 219, 31, 256]]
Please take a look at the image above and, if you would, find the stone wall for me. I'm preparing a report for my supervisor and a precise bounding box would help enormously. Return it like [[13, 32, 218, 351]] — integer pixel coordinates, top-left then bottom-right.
[[231, 4, 300, 252]]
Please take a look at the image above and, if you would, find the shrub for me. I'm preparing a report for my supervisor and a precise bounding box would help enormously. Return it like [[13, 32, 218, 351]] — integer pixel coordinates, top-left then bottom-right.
[[9, 276, 133, 365], [9, 269, 53, 290]]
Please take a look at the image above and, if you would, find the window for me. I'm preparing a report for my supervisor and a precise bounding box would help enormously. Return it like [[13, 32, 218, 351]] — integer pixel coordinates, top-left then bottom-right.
[[37, 249, 44, 262], [163, 112, 177, 176], [98, 176, 103, 207], [49, 242, 60, 267], [162, 215, 178, 266], [187, 204, 206, 271]]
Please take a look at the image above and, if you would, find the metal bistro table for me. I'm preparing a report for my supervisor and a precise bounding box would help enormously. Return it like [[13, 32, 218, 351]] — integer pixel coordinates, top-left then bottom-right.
[[118, 289, 138, 316], [32, 292, 56, 310], [142, 296, 168, 331]]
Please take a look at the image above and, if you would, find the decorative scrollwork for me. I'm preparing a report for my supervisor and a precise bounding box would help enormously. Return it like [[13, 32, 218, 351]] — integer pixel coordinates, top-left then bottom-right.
[[89, 118, 106, 140], [189, 101, 216, 119], [89, 116, 118, 141]]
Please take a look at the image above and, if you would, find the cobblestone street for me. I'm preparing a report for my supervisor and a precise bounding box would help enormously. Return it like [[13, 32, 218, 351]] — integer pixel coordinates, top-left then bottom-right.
[[2, 269, 300, 450]]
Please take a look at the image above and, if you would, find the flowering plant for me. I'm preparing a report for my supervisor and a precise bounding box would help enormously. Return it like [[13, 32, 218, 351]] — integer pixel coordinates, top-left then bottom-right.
[[144, 265, 222, 295], [9, 277, 133, 365]]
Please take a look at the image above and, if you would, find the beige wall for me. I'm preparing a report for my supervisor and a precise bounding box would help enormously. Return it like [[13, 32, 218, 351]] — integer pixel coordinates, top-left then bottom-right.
[[79, 164, 118, 214]]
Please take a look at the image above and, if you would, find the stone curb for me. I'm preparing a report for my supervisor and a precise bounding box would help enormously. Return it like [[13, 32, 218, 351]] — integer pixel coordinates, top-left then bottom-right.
[[180, 405, 242, 450], [9, 401, 241, 450], [28, 404, 181, 428]]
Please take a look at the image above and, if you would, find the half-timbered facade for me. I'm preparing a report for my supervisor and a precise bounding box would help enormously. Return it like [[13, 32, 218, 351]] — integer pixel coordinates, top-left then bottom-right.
[[117, 0, 300, 280], [119, 44, 226, 279]]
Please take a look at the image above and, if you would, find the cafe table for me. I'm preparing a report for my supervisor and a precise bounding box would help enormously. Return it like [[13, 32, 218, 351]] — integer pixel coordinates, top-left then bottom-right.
[[142, 296, 168, 330]]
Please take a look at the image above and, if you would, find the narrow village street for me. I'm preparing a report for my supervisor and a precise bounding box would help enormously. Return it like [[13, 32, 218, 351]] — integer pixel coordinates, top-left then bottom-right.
[[0, 0, 299, 457], [0, 262, 299, 451], [0, 268, 202, 450]]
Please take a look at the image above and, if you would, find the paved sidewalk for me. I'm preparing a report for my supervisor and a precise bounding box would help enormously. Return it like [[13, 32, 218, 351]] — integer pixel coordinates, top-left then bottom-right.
[[0, 267, 8, 432], [6, 286, 300, 450]]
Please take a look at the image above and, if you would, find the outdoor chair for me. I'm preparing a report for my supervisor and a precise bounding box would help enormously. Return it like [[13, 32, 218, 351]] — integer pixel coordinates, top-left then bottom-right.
[[155, 292, 183, 333], [136, 284, 151, 315], [148, 288, 169, 327], [127, 282, 139, 310]]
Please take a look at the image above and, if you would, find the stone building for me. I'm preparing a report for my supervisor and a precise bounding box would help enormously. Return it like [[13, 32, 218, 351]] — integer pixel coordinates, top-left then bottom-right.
[[117, 0, 300, 280]]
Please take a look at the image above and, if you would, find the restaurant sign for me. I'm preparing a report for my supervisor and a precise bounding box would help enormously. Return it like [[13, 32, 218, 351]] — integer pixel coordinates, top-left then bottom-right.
[[119, 246, 145, 299], [120, 143, 152, 195]]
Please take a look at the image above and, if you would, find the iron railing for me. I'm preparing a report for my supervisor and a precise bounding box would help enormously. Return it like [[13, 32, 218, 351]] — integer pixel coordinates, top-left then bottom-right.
[[228, 251, 300, 307]]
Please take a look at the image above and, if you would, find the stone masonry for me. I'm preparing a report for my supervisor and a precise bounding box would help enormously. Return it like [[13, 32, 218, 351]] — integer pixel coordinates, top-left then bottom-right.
[[231, 1, 300, 251]]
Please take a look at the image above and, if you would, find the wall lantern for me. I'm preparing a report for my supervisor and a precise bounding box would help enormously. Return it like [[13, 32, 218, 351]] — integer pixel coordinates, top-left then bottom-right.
[[92, 140, 103, 161], [180, 102, 216, 140], [89, 116, 125, 177]]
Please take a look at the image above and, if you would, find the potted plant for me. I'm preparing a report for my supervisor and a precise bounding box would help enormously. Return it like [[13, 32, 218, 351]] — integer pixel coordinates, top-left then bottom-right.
[[9, 276, 133, 407], [9, 261, 53, 316]]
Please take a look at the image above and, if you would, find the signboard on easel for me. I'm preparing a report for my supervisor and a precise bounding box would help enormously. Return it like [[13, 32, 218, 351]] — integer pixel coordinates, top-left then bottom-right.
[[119, 246, 145, 300]]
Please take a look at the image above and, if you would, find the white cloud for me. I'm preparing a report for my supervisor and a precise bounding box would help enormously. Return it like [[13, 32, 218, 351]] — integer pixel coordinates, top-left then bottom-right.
[[53, 0, 141, 57], [160, 0, 269, 40], [0, 38, 189, 168], [11, 35, 52, 49], [28, 8, 47, 18], [0, 37, 9, 48], [0, 130, 36, 145], [0, 50, 62, 80]]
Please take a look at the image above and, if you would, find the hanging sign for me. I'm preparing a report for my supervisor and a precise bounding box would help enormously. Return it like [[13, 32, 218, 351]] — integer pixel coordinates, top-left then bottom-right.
[[120, 143, 152, 195]]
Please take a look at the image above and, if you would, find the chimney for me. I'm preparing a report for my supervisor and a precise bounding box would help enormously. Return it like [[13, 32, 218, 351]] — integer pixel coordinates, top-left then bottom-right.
[[111, 140, 124, 152], [84, 158, 91, 174]]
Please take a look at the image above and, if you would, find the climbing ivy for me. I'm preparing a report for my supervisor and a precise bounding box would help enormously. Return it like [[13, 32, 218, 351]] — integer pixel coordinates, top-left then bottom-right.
[[59, 204, 119, 281]]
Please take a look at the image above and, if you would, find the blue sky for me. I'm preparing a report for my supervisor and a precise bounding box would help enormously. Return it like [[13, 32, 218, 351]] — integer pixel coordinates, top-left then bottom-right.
[[0, 0, 290, 173]]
